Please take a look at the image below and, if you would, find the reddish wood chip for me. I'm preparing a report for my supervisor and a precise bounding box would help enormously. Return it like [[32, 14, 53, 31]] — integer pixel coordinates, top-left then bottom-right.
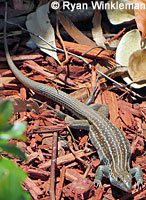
[[63, 178, 94, 199], [24, 177, 43, 200]]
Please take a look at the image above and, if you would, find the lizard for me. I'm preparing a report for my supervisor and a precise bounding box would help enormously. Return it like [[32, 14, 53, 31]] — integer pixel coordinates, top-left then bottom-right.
[[3, 13, 143, 192]]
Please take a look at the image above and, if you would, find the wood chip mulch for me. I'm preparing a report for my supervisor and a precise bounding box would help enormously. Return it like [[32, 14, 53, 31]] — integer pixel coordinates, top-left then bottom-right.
[[0, 34, 146, 200]]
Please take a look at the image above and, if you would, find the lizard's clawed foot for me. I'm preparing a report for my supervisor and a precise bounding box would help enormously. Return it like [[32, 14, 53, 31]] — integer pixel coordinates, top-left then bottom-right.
[[134, 179, 144, 190], [94, 179, 102, 188]]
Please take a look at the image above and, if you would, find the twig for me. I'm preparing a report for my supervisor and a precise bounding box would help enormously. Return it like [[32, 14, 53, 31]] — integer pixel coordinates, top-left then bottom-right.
[[108, 28, 126, 43], [56, 12, 69, 66], [49, 131, 58, 200], [27, 129, 62, 134], [97, 70, 144, 98], [56, 165, 66, 200]]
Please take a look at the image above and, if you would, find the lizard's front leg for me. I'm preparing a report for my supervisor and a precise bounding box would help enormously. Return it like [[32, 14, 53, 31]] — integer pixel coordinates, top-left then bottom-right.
[[129, 166, 143, 188], [55, 109, 90, 130], [94, 165, 110, 188]]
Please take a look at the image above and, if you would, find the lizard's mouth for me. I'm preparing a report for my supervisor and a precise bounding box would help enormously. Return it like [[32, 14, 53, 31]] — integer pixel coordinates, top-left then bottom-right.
[[111, 180, 132, 192], [122, 184, 132, 192]]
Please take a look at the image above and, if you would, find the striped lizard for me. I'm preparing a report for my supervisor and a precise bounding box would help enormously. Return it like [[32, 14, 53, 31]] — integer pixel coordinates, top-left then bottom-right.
[[4, 16, 143, 192]]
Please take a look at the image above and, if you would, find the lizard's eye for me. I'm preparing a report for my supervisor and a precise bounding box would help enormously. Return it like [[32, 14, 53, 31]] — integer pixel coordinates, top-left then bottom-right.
[[117, 177, 121, 182]]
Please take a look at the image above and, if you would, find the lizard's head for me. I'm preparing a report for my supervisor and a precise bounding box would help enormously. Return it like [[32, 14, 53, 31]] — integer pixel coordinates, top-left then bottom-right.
[[109, 170, 132, 192]]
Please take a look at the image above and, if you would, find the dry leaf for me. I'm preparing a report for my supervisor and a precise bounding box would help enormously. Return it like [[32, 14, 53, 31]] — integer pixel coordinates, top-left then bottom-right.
[[116, 29, 141, 66], [26, 2, 60, 64], [116, 29, 146, 88], [128, 49, 146, 82], [134, 0, 146, 42], [106, 0, 135, 24], [58, 12, 96, 47], [92, 9, 106, 48]]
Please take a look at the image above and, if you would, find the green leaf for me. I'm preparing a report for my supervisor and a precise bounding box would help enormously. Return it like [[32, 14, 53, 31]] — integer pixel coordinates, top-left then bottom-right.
[[0, 144, 26, 160], [0, 123, 13, 132], [0, 122, 27, 141], [0, 101, 13, 129], [0, 158, 31, 200]]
